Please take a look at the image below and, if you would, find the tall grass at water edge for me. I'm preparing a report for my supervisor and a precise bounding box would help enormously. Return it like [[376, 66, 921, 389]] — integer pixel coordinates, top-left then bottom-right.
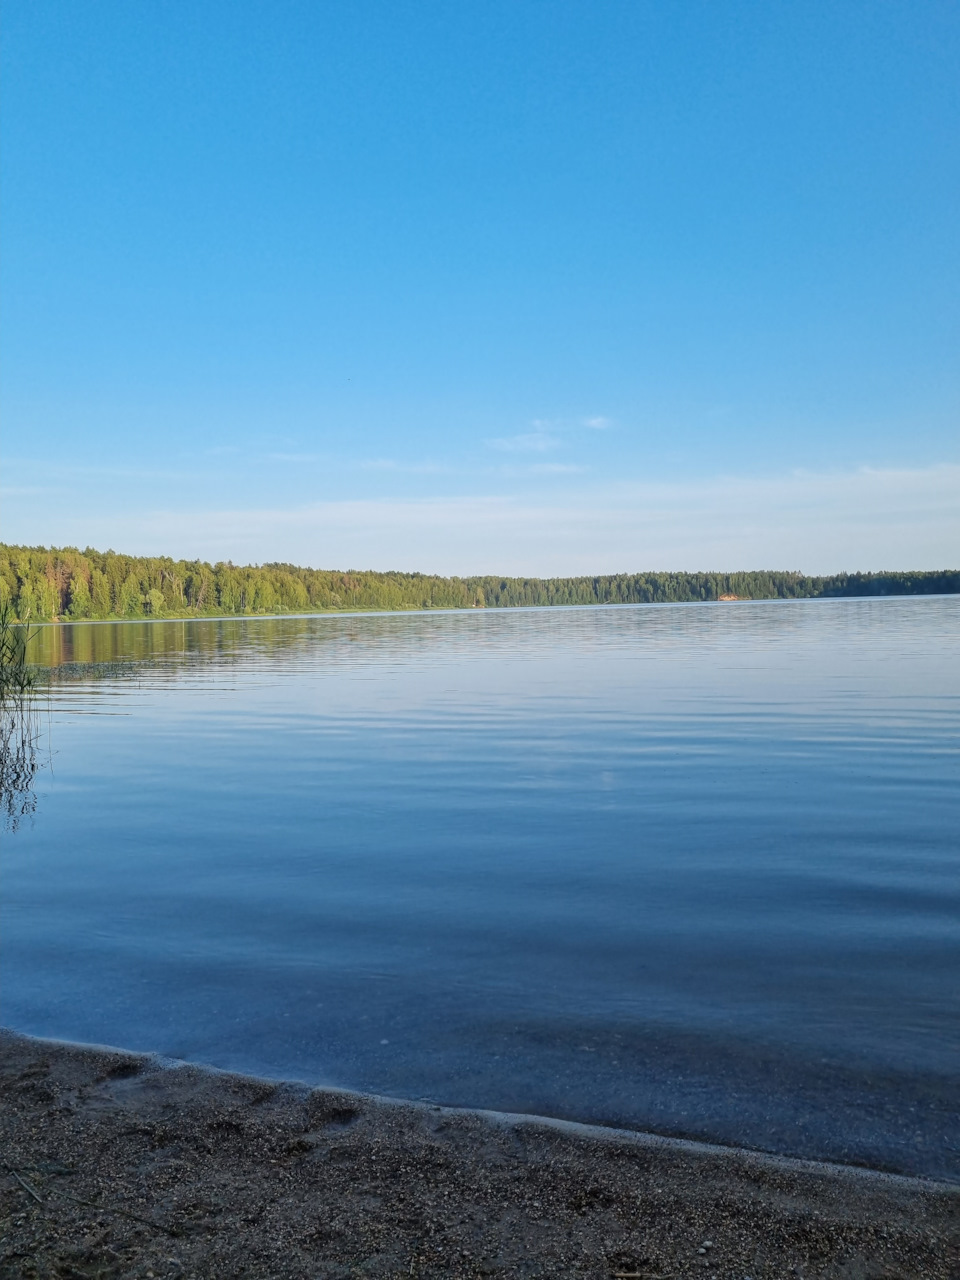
[[0, 602, 40, 707], [0, 603, 42, 830]]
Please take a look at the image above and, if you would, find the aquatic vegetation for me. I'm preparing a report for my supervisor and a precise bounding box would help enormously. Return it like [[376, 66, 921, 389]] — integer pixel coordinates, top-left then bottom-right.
[[0, 603, 40, 704], [0, 603, 41, 831]]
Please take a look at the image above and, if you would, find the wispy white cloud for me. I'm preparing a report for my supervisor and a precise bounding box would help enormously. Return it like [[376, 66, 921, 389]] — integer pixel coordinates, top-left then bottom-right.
[[492, 463, 586, 477], [267, 452, 327, 464], [4, 460, 185, 481], [488, 415, 610, 450], [9, 463, 957, 577], [0, 485, 62, 497], [485, 430, 559, 453], [360, 458, 452, 474]]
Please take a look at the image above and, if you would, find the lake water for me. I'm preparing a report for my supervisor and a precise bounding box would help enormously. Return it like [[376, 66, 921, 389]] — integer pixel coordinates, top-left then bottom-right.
[[4, 599, 959, 1179]]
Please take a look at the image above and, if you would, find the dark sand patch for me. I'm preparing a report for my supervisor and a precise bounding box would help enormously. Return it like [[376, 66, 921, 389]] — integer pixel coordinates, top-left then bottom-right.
[[1, 1029, 956, 1279]]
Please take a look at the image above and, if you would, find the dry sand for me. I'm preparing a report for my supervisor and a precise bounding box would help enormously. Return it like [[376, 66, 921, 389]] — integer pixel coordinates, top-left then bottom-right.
[[1, 1028, 956, 1279]]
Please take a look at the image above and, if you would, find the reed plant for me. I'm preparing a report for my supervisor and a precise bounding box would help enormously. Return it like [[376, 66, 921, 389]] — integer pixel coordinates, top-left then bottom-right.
[[0, 602, 38, 707], [0, 602, 41, 830]]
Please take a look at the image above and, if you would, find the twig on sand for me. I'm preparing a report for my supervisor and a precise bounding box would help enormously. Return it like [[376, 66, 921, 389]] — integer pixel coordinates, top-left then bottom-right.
[[4, 1162, 179, 1237], [6, 1166, 43, 1203], [45, 1185, 181, 1237]]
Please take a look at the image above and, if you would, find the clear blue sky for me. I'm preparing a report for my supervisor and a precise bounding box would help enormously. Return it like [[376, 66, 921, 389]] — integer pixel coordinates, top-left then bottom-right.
[[3, 1, 958, 572]]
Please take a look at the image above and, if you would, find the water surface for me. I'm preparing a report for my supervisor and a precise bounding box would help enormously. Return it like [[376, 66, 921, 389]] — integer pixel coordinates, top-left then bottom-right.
[[5, 599, 959, 1177]]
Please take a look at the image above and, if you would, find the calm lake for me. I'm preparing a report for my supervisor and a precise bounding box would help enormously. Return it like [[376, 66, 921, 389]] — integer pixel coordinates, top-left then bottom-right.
[[5, 598, 959, 1178]]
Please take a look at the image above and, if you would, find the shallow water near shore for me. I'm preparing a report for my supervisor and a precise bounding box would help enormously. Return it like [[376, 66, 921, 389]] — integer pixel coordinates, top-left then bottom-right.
[[5, 598, 959, 1178]]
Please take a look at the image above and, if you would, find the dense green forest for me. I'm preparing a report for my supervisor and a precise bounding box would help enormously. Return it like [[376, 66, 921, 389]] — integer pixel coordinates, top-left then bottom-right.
[[0, 544, 956, 622]]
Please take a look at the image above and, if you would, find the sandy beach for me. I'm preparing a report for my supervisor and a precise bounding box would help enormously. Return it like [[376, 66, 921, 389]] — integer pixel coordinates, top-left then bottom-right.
[[1, 1029, 956, 1279]]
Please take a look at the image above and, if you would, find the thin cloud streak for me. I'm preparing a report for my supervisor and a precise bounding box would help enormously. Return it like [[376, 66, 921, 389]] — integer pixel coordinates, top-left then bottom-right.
[[485, 431, 559, 453], [5, 460, 186, 482], [9, 464, 957, 578], [359, 458, 452, 474], [267, 452, 328, 464], [0, 485, 62, 497], [493, 463, 586, 477]]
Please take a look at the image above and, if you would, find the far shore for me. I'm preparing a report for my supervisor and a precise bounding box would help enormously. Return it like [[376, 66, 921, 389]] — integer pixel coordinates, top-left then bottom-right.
[[2, 1028, 957, 1279], [22, 587, 960, 636]]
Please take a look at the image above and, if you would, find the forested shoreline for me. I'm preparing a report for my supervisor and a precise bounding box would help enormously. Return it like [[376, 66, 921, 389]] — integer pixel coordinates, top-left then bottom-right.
[[1, 544, 957, 622]]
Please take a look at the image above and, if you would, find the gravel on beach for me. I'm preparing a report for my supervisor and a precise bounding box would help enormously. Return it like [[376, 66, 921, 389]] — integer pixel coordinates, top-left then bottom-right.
[[1, 1029, 957, 1279]]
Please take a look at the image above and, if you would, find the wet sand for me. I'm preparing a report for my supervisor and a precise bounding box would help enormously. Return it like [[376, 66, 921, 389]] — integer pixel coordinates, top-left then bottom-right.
[[1, 1028, 957, 1279]]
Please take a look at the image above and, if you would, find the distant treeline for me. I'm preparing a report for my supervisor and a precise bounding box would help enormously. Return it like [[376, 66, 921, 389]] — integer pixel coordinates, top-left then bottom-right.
[[1, 544, 957, 622]]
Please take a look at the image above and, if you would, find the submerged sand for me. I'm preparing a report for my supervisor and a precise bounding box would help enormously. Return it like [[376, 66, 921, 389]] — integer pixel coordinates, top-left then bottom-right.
[[1, 1029, 956, 1279]]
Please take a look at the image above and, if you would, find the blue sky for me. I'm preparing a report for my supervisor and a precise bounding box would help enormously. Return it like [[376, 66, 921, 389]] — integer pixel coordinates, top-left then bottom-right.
[[3, 1, 958, 573]]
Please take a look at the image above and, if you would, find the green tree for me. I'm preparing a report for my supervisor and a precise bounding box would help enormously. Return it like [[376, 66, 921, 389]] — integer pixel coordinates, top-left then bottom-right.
[[37, 578, 60, 620], [67, 573, 92, 618], [15, 582, 37, 621], [90, 569, 112, 618], [119, 574, 142, 616]]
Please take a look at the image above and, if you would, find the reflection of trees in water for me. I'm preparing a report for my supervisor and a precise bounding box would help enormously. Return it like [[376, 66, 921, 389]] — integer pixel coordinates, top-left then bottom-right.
[[1, 704, 40, 832]]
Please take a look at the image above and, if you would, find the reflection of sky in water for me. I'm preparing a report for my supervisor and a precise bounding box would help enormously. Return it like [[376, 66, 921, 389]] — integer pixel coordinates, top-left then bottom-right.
[[7, 598, 960, 1177]]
